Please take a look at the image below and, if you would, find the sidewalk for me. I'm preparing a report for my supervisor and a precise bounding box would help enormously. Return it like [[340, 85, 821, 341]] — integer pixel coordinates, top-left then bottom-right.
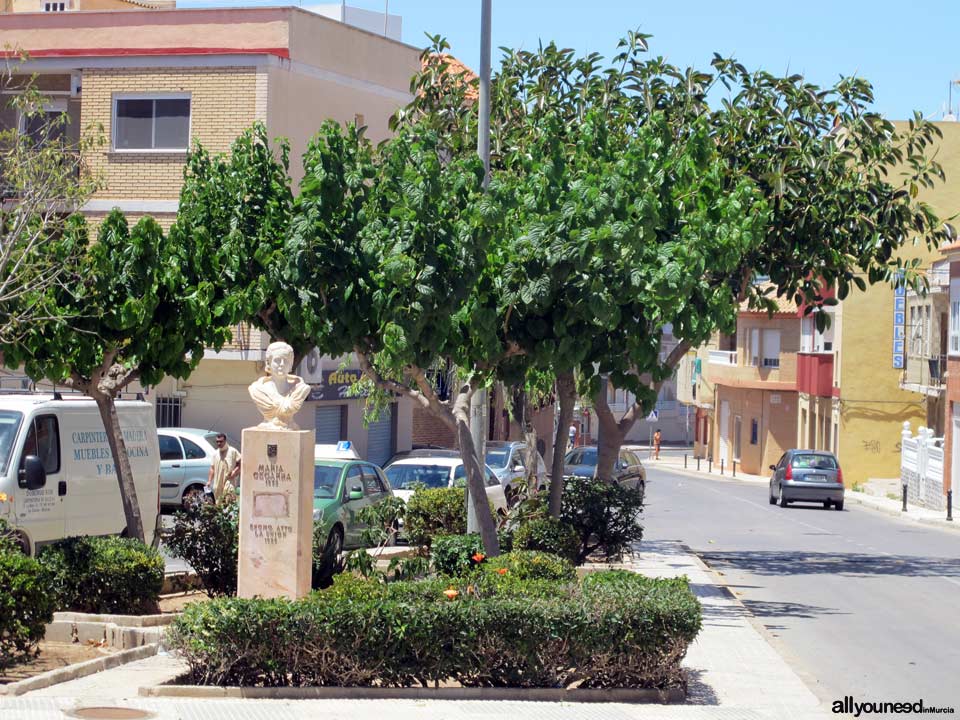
[[0, 541, 830, 720], [631, 446, 959, 532]]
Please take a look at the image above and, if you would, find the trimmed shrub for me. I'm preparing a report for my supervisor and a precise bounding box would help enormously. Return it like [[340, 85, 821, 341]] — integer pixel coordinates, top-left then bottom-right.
[[512, 517, 579, 564], [482, 550, 576, 583], [38, 536, 164, 614], [167, 569, 701, 689], [431, 533, 484, 576], [561, 476, 644, 562], [0, 521, 55, 671], [403, 487, 466, 548], [165, 499, 239, 597]]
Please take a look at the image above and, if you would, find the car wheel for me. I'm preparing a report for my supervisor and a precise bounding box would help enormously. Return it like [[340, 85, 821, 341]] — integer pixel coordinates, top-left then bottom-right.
[[313, 526, 344, 589], [834, 500, 844, 511], [182, 485, 206, 510], [769, 486, 777, 505], [823, 500, 831, 509], [779, 487, 789, 508]]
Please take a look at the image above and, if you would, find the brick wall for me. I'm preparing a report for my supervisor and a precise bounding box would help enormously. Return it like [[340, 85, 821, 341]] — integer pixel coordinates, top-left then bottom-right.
[[412, 407, 456, 449], [81, 66, 259, 201]]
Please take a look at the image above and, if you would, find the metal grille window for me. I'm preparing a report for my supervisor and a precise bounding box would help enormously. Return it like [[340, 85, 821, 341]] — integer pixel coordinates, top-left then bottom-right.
[[155, 396, 182, 428]]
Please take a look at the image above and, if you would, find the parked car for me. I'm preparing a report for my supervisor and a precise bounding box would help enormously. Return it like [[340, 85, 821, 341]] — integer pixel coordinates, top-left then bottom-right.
[[563, 446, 646, 492], [312, 444, 395, 578], [484, 440, 548, 501], [158, 428, 231, 510], [0, 393, 161, 555], [769, 450, 844, 510], [383, 455, 508, 512], [385, 447, 460, 466]]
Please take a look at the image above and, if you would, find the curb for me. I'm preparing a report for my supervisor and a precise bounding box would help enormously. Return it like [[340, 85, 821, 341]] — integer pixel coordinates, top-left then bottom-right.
[[846, 492, 958, 532], [0, 643, 160, 697], [649, 462, 768, 486], [139, 684, 685, 703]]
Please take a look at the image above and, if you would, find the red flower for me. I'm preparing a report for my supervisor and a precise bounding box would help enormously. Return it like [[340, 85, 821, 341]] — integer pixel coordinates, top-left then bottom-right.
[[496, 567, 508, 576], [444, 588, 459, 600], [471, 552, 486, 563]]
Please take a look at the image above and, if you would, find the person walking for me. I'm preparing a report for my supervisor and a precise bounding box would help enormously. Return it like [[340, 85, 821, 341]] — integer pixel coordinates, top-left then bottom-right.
[[207, 433, 241, 503], [653, 428, 662, 461]]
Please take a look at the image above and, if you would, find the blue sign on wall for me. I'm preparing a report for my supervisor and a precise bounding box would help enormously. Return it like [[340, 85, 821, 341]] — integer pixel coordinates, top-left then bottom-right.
[[893, 273, 905, 368]]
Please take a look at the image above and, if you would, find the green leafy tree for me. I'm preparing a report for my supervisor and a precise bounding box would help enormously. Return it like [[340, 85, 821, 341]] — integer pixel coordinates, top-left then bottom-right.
[[173, 123, 314, 364], [0, 60, 98, 347], [6, 211, 227, 541]]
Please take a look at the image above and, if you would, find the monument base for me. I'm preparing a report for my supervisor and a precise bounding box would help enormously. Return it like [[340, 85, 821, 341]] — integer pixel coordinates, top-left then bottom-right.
[[237, 428, 314, 599]]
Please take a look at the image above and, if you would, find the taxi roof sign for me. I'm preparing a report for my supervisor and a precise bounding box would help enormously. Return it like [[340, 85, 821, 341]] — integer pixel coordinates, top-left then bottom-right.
[[315, 440, 360, 460]]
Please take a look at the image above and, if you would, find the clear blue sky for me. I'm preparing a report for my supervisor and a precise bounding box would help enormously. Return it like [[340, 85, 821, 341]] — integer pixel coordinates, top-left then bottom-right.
[[343, 0, 959, 121]]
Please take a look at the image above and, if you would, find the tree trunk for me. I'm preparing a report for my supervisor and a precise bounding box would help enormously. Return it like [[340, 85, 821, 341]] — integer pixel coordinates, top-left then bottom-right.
[[453, 407, 500, 556], [92, 392, 145, 542], [594, 390, 626, 482], [548, 371, 576, 518]]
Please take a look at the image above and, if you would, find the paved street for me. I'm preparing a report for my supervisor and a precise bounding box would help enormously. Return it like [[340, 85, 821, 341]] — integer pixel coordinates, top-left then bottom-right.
[[643, 462, 960, 713]]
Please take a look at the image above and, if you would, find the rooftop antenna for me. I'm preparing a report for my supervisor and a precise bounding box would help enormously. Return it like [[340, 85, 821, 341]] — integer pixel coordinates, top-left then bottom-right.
[[946, 79, 960, 121], [383, 0, 388, 36]]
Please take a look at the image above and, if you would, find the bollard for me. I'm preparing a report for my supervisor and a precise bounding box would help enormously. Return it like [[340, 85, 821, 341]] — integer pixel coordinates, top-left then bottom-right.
[[708, 459, 712, 473], [697, 457, 701, 471], [733, 460, 737, 478], [902, 484, 908, 512], [684, 454, 688, 469], [948, 489, 954, 522], [720, 459, 725, 475]]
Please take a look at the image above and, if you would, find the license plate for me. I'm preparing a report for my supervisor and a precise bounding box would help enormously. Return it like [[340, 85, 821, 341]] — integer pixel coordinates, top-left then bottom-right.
[[806, 474, 827, 482]]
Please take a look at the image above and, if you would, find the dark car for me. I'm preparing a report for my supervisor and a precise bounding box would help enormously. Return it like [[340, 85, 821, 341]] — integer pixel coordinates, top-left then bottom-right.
[[563, 446, 646, 492], [769, 450, 844, 510]]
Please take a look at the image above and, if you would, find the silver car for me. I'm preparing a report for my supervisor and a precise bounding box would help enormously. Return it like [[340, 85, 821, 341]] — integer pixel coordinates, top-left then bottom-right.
[[158, 428, 233, 509], [483, 441, 548, 502], [769, 450, 845, 510]]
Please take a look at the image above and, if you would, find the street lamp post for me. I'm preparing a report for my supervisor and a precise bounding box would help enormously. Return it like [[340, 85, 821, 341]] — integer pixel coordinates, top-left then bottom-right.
[[467, 0, 492, 533]]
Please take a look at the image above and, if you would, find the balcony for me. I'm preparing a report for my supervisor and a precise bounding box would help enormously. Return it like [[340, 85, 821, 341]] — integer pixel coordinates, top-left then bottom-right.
[[901, 354, 947, 395], [708, 350, 737, 366], [797, 352, 834, 397]]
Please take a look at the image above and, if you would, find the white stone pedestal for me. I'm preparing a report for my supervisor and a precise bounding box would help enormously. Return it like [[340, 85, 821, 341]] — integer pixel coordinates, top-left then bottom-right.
[[237, 428, 314, 599]]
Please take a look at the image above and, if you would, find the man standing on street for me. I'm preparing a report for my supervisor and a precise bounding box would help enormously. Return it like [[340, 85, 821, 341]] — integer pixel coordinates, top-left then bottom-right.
[[207, 433, 241, 503], [653, 428, 662, 461]]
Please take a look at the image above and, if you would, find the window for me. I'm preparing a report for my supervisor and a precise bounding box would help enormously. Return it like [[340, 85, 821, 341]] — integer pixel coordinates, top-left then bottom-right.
[[924, 305, 931, 356], [485, 466, 500, 487], [361, 465, 385, 496], [158, 434, 183, 461], [181, 437, 206, 460], [155, 396, 182, 428], [21, 415, 60, 475], [343, 465, 363, 498], [950, 279, 960, 356], [750, 418, 759, 445], [762, 329, 781, 368], [43, 2, 66, 10], [114, 96, 190, 151], [750, 328, 760, 366]]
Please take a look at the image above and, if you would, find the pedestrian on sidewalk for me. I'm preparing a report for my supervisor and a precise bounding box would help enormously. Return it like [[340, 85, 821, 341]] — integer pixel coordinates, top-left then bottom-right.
[[654, 428, 662, 460], [207, 433, 241, 503], [568, 423, 577, 452]]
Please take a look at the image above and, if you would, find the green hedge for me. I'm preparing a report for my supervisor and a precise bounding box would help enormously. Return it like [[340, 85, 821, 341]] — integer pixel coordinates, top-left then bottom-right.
[[166, 500, 239, 597], [512, 517, 580, 564], [0, 521, 55, 670], [431, 533, 485, 576], [167, 569, 701, 689], [38, 536, 164, 614], [403, 487, 467, 548]]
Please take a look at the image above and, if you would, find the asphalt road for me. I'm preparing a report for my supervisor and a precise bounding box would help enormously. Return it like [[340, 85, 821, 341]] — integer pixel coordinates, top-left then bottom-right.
[[643, 463, 960, 714]]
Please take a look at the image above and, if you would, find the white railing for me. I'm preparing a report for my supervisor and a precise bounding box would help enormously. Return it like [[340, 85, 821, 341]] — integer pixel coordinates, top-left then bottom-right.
[[708, 350, 737, 366], [901, 422, 946, 510]]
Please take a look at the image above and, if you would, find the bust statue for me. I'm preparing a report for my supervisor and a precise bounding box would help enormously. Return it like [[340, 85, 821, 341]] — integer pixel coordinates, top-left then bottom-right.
[[249, 342, 312, 430]]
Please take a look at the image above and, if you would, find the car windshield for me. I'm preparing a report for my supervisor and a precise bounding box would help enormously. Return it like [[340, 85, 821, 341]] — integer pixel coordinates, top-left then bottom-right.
[[385, 463, 450, 490], [0, 411, 22, 474], [314, 465, 343, 498], [791, 454, 838, 470], [484, 449, 509, 469], [576, 449, 598, 466]]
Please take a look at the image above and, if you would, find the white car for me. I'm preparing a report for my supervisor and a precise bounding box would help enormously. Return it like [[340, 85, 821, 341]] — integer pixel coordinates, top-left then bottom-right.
[[158, 428, 235, 509], [383, 455, 508, 512]]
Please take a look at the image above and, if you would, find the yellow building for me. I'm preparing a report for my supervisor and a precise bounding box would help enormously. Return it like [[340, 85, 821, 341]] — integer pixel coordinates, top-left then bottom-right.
[[0, 6, 420, 461]]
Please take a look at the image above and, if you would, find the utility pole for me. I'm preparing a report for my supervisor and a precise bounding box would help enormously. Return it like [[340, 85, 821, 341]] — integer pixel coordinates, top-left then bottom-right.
[[467, 0, 492, 533]]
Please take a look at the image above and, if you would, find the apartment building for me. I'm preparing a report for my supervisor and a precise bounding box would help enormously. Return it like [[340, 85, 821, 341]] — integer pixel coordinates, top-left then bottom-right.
[[0, 6, 420, 462]]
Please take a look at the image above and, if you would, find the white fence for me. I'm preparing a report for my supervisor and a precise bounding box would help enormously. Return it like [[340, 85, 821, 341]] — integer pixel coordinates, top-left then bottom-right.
[[900, 422, 946, 511]]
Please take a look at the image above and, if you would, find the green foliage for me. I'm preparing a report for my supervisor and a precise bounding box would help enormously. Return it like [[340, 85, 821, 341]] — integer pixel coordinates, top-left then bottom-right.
[[403, 487, 467, 548], [0, 524, 55, 670], [482, 550, 576, 583], [167, 569, 701, 688], [561, 477, 644, 563], [38, 536, 164, 614], [356, 495, 405, 549], [165, 500, 240, 598], [430, 533, 485, 576], [512, 517, 580, 565]]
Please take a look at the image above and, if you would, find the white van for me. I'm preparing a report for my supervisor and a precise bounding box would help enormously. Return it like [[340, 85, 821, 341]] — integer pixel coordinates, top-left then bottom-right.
[[0, 393, 161, 555]]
